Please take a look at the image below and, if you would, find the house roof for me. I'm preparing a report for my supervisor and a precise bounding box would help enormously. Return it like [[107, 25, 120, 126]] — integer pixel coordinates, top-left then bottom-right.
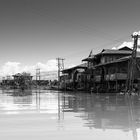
[[97, 49, 132, 55], [62, 63, 87, 73], [118, 46, 133, 51], [82, 47, 132, 61], [13, 72, 32, 77], [82, 55, 95, 61], [13, 73, 22, 77], [95, 55, 140, 68]]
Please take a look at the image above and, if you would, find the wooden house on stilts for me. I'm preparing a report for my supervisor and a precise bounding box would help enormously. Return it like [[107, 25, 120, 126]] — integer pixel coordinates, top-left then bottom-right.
[[60, 32, 140, 93]]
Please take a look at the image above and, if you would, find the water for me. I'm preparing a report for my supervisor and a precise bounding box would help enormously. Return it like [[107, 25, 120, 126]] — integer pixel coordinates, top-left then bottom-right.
[[0, 89, 140, 140]]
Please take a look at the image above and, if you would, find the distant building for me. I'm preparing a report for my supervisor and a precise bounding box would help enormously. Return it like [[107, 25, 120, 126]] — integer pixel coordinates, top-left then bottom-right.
[[61, 63, 88, 90], [13, 72, 33, 89]]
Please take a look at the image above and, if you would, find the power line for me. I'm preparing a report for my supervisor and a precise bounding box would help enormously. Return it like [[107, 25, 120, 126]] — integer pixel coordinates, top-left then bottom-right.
[[62, 34, 130, 59], [43, 12, 140, 61]]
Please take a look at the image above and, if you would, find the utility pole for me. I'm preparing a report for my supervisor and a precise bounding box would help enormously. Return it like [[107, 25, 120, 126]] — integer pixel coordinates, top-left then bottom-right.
[[56, 58, 65, 89], [36, 68, 40, 88], [128, 32, 140, 92], [6, 75, 10, 88], [2, 77, 5, 88]]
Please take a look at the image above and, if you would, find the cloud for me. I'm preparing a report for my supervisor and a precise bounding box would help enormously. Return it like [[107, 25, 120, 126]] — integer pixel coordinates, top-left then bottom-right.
[[36, 60, 57, 71], [0, 59, 58, 78], [112, 40, 140, 51], [1, 62, 21, 76], [117, 42, 133, 49]]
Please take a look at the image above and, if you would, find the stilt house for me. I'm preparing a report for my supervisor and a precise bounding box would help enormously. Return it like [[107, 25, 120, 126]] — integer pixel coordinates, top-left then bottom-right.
[[82, 46, 140, 92]]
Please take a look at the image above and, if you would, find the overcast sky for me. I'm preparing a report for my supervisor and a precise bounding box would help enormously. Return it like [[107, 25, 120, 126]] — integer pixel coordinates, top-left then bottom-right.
[[0, 0, 140, 76]]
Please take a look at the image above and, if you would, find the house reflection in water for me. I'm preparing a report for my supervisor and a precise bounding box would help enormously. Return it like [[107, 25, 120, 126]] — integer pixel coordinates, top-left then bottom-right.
[[60, 93, 140, 138]]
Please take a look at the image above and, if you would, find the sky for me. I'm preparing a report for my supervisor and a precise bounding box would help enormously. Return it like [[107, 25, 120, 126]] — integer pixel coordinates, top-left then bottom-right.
[[0, 0, 140, 77]]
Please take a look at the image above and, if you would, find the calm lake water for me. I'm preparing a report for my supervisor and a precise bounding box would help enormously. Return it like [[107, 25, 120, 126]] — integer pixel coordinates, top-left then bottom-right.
[[0, 89, 140, 140]]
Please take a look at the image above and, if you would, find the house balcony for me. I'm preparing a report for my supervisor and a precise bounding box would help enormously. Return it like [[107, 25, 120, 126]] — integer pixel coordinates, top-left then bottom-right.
[[105, 73, 127, 81], [116, 73, 127, 80], [95, 75, 101, 82]]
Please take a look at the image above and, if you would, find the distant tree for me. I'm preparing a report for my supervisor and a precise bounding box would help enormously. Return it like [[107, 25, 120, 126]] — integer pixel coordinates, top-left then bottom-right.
[[13, 72, 33, 89]]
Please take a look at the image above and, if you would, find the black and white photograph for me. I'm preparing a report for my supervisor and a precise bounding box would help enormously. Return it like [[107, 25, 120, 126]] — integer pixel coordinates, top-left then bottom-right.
[[0, 0, 140, 140]]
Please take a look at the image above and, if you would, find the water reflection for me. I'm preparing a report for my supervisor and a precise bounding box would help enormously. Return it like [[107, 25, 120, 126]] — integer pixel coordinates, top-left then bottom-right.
[[63, 94, 140, 127], [0, 89, 59, 113], [61, 93, 140, 140], [0, 90, 140, 139]]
